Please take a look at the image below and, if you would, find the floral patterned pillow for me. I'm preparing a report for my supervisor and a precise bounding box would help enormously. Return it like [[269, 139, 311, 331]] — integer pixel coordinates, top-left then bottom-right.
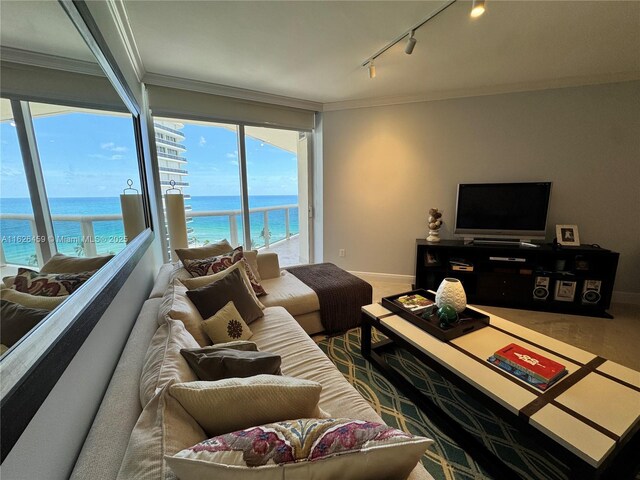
[[182, 246, 266, 296], [12, 268, 95, 297], [166, 418, 431, 480]]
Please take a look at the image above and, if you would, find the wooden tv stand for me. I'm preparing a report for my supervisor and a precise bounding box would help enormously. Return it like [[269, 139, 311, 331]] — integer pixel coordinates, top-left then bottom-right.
[[415, 239, 619, 318]]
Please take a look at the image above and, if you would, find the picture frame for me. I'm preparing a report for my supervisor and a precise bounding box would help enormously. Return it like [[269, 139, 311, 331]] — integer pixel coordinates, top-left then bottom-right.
[[424, 250, 441, 267], [556, 224, 580, 246]]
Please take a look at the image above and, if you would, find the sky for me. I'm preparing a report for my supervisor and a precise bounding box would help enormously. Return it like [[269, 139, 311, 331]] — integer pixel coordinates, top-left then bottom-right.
[[0, 107, 299, 198]]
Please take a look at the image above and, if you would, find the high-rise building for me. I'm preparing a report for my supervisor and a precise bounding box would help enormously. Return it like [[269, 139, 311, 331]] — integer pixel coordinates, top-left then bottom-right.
[[154, 120, 193, 242]]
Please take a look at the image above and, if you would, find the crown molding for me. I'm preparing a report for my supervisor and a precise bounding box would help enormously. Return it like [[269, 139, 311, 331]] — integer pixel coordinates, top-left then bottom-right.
[[323, 71, 640, 111], [143, 72, 323, 112], [105, 0, 145, 82], [0, 47, 105, 76]]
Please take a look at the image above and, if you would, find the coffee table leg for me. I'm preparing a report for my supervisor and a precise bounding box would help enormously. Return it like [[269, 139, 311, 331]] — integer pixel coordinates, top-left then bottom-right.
[[361, 312, 372, 359]]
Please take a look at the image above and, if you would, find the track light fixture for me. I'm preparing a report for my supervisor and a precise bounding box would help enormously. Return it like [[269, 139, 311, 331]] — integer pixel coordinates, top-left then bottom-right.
[[362, 0, 457, 78], [470, 0, 486, 18], [405, 31, 417, 55]]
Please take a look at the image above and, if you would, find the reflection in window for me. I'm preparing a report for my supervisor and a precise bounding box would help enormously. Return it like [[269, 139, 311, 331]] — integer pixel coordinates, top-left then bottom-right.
[[0, 98, 37, 268], [30, 103, 140, 257]]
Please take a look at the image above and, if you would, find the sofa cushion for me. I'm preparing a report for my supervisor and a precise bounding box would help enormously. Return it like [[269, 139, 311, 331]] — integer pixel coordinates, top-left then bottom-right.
[[259, 270, 319, 317], [179, 260, 264, 310], [186, 268, 263, 325], [117, 383, 206, 480], [174, 239, 233, 264], [139, 318, 199, 407], [169, 375, 322, 437], [158, 279, 209, 347], [0, 300, 49, 347], [201, 301, 253, 344], [0, 286, 68, 310], [39, 252, 113, 273], [12, 267, 94, 296], [180, 346, 281, 382], [182, 246, 266, 296], [166, 418, 430, 480]]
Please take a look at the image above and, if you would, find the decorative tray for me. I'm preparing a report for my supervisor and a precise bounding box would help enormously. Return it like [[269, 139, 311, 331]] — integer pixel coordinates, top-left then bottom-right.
[[380, 289, 490, 341]]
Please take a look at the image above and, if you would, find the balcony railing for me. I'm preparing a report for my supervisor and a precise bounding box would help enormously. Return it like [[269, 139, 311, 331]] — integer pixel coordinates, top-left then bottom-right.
[[156, 137, 186, 151], [160, 180, 189, 187], [1, 204, 299, 267], [189, 204, 298, 248], [154, 123, 185, 139], [159, 166, 188, 175], [0, 212, 124, 266], [157, 152, 187, 162]]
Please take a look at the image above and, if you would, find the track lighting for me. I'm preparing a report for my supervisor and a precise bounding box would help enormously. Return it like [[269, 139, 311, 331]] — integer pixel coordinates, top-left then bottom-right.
[[470, 0, 486, 18], [368, 60, 376, 79], [405, 31, 417, 55]]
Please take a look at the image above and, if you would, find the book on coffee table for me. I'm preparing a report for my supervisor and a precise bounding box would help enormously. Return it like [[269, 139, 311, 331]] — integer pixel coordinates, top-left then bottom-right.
[[493, 343, 566, 384], [487, 355, 568, 391], [394, 294, 433, 313]]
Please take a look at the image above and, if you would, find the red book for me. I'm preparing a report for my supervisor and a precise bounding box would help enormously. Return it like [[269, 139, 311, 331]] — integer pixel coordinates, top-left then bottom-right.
[[494, 343, 566, 383]]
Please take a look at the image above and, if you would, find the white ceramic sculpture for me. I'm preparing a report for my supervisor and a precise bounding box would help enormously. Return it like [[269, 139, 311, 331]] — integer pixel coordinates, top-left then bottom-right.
[[435, 278, 467, 313]]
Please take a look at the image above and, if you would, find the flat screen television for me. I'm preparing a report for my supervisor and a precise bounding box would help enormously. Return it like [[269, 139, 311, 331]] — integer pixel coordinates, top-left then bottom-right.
[[454, 182, 552, 243]]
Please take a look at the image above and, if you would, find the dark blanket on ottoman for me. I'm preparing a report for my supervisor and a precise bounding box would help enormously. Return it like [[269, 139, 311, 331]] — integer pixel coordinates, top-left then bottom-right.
[[286, 263, 372, 334]]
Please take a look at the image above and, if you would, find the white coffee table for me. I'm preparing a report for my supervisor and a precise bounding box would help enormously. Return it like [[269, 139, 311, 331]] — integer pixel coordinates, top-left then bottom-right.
[[361, 300, 640, 479]]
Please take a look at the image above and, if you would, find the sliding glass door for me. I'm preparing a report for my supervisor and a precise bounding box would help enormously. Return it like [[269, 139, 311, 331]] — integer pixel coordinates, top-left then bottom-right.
[[153, 116, 310, 265]]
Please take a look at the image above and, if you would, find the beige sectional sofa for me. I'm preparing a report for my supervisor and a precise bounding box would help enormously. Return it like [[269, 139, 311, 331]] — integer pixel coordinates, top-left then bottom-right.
[[70, 254, 433, 480]]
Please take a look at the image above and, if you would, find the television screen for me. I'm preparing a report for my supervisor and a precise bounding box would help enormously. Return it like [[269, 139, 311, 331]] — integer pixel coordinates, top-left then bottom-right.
[[455, 182, 552, 238]]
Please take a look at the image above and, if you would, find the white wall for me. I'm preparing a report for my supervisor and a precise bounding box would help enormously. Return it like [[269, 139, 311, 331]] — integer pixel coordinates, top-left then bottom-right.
[[0, 246, 159, 480], [322, 81, 640, 294]]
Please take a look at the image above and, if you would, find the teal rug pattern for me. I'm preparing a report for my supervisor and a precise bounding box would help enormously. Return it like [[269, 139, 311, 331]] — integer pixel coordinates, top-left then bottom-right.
[[317, 328, 569, 480]]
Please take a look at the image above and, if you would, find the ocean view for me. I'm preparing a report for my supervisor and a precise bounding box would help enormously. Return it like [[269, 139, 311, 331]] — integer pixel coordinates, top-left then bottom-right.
[[0, 195, 299, 266]]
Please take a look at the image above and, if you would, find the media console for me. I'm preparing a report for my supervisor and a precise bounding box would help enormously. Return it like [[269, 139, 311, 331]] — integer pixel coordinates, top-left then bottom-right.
[[415, 239, 619, 318]]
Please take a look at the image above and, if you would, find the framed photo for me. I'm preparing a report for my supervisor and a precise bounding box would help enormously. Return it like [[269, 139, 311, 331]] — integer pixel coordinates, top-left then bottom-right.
[[424, 250, 441, 267], [556, 225, 580, 246]]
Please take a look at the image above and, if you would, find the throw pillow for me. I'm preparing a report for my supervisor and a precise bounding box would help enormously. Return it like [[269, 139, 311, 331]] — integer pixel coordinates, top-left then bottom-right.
[[186, 268, 263, 325], [181, 346, 281, 382], [139, 318, 199, 407], [174, 239, 233, 265], [40, 252, 113, 273], [169, 375, 322, 437], [182, 246, 266, 296], [158, 278, 209, 346], [0, 287, 68, 310], [0, 300, 49, 347], [166, 418, 431, 480], [2, 276, 15, 288], [117, 383, 207, 480], [243, 249, 261, 281], [12, 267, 94, 296], [184, 340, 258, 353], [180, 259, 264, 310], [201, 301, 253, 344]]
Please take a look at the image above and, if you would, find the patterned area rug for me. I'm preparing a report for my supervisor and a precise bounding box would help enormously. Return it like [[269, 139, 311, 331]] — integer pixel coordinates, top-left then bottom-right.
[[317, 328, 569, 480]]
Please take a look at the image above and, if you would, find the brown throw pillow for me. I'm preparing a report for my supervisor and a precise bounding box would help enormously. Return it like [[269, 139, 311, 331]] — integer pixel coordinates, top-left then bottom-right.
[[186, 268, 263, 324], [175, 239, 233, 265], [40, 252, 113, 274], [12, 268, 94, 296], [0, 300, 49, 347], [181, 346, 281, 381]]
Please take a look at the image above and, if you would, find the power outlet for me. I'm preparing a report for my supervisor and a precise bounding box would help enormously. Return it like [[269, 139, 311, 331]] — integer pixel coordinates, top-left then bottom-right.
[[339, 249, 346, 257]]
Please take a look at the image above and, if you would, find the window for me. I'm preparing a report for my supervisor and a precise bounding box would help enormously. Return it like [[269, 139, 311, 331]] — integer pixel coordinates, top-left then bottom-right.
[[30, 102, 141, 258], [153, 117, 310, 265], [0, 99, 37, 267]]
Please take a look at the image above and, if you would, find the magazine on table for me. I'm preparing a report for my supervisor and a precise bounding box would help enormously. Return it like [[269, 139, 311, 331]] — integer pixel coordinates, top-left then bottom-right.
[[394, 294, 434, 313]]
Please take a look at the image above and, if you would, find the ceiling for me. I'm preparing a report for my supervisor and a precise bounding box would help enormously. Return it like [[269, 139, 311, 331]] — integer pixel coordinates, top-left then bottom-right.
[[0, 0, 95, 63], [1, 1, 639, 109]]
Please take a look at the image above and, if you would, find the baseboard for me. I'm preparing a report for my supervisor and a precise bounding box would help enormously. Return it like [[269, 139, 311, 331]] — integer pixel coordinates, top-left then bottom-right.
[[612, 291, 640, 305], [349, 270, 414, 285]]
